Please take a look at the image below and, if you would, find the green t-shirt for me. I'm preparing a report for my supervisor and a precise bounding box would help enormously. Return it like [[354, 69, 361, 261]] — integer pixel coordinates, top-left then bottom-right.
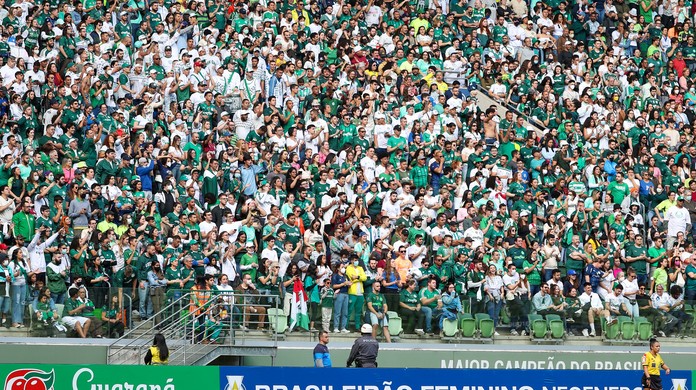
[[367, 291, 386, 312], [418, 287, 440, 309], [399, 289, 419, 307], [625, 244, 648, 274]]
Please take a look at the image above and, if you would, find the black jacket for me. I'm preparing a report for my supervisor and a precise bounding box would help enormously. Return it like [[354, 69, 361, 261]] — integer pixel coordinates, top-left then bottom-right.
[[346, 335, 379, 368]]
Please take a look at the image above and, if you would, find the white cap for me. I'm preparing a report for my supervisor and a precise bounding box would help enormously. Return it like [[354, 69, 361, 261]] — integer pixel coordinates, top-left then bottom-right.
[[360, 323, 372, 333]]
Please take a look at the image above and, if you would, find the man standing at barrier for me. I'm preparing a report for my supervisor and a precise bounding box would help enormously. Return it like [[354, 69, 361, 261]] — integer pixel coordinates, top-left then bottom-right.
[[642, 338, 670, 390], [313, 330, 332, 367], [346, 324, 379, 368]]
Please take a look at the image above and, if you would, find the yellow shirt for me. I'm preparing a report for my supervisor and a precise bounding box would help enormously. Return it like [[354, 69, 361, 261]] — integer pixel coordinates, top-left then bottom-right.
[[345, 264, 367, 295], [642, 352, 664, 376], [149, 346, 169, 365]]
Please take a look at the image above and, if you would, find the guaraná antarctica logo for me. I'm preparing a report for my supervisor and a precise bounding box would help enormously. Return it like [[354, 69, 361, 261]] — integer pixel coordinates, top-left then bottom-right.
[[5, 369, 55, 390]]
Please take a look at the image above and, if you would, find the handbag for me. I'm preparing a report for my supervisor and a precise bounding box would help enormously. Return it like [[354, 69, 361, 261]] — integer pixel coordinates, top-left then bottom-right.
[[230, 273, 242, 288]]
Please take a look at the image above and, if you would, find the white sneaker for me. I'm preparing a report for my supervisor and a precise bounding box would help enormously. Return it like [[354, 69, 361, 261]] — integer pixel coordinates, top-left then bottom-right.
[[340, 329, 350, 333], [494, 331, 500, 336], [415, 329, 425, 336], [582, 329, 589, 337], [521, 330, 527, 336], [333, 329, 340, 333], [589, 332, 596, 337], [607, 318, 617, 327], [658, 331, 666, 337], [510, 329, 519, 336]]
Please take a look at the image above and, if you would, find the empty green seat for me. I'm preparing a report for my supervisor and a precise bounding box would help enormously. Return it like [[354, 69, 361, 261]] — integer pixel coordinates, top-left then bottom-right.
[[635, 317, 652, 341], [475, 313, 495, 338], [618, 316, 635, 340], [545, 314, 564, 339], [386, 311, 403, 336], [442, 318, 458, 337], [267, 308, 288, 334], [528, 314, 547, 339], [460, 314, 476, 337]]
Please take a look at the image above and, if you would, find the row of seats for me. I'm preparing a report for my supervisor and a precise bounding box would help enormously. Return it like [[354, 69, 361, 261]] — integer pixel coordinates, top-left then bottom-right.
[[602, 316, 653, 341], [442, 314, 495, 339]]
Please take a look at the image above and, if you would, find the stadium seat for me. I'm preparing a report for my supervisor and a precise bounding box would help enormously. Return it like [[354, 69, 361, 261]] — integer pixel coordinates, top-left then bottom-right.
[[685, 304, 695, 320], [267, 308, 288, 334], [475, 313, 495, 338], [618, 316, 635, 340], [55, 304, 65, 324], [501, 306, 510, 325], [634, 317, 652, 341], [545, 314, 564, 339], [528, 314, 547, 339], [442, 318, 458, 337], [602, 317, 620, 340], [386, 311, 403, 336], [460, 314, 476, 338]]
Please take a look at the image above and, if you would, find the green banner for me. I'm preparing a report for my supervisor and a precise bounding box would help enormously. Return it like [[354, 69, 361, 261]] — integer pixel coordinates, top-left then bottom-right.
[[0, 365, 219, 390]]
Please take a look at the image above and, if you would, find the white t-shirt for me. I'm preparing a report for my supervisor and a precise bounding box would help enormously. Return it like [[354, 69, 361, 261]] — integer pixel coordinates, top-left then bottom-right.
[[199, 220, 217, 237], [665, 205, 691, 237]]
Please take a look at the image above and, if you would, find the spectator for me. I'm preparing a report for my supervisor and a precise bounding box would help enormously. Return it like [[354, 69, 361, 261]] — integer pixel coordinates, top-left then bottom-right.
[[366, 281, 391, 343], [419, 276, 442, 336], [61, 287, 92, 338], [579, 283, 613, 337]]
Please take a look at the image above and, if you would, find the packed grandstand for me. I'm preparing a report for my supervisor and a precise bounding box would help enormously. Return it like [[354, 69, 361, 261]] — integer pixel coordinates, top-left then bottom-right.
[[0, 0, 694, 342]]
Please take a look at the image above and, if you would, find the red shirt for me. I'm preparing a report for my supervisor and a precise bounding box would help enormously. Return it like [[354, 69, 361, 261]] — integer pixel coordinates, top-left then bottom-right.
[[673, 57, 687, 77]]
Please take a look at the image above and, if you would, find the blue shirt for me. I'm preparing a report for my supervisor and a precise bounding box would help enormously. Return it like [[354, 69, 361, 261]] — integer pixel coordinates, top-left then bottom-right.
[[639, 179, 654, 197], [240, 163, 265, 196], [313, 343, 331, 367], [331, 273, 348, 294]]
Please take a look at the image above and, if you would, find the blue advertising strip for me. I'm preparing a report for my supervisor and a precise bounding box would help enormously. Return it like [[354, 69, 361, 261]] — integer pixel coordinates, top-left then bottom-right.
[[219, 368, 692, 390]]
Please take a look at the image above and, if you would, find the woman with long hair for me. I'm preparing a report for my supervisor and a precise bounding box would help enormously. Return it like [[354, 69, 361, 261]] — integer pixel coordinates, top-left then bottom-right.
[[144, 333, 169, 365], [9, 248, 32, 328], [147, 259, 168, 326], [381, 259, 401, 312], [102, 294, 125, 338], [484, 264, 504, 335]]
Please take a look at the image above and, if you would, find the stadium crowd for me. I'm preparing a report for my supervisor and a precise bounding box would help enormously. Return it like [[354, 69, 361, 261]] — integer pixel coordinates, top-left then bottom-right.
[[0, 0, 695, 340]]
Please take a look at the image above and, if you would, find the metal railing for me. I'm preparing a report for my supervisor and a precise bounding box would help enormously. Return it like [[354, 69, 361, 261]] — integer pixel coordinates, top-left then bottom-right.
[[107, 290, 281, 365], [473, 85, 546, 136]]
